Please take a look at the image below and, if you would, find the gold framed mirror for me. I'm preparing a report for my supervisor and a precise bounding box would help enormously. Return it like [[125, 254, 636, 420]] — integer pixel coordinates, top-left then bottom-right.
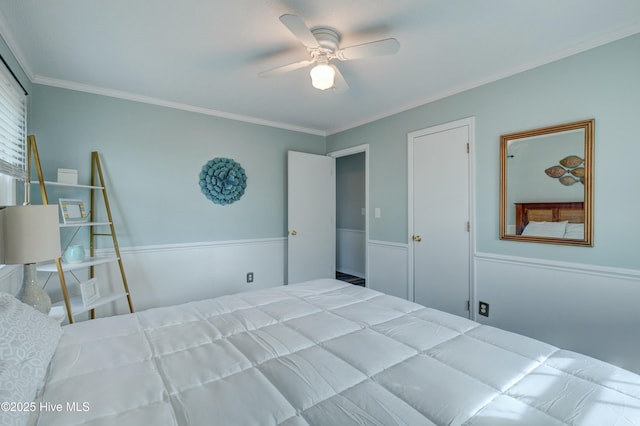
[[500, 119, 594, 246]]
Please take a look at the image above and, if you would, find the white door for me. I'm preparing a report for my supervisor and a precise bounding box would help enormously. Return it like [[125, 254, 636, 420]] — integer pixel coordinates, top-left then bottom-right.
[[409, 118, 473, 317], [287, 151, 335, 284]]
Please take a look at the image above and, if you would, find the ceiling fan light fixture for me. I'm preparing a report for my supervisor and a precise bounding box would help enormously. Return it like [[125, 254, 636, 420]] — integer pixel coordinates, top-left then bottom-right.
[[310, 63, 335, 90]]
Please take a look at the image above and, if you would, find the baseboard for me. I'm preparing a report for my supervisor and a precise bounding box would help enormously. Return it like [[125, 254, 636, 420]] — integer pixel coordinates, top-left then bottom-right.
[[336, 268, 365, 279]]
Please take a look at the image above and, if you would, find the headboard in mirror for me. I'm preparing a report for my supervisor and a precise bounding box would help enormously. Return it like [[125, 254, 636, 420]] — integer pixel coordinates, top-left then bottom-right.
[[500, 119, 594, 246]]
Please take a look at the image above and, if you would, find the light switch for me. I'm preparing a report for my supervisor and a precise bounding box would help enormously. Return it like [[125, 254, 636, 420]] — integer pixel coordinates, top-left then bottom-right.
[[375, 208, 381, 218]]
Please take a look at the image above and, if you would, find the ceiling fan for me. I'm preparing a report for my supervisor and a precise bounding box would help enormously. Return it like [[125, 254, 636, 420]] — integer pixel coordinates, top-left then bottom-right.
[[259, 14, 400, 91]]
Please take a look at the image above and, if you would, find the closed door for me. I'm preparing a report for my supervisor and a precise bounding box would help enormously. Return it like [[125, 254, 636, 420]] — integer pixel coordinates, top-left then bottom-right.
[[287, 151, 335, 284], [409, 118, 472, 317]]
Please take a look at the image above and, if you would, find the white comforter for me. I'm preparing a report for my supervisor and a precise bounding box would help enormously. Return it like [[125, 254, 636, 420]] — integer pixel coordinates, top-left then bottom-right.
[[38, 279, 640, 425]]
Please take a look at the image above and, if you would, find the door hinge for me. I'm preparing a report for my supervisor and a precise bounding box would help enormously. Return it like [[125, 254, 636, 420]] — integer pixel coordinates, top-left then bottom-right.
[[466, 143, 469, 153], [466, 300, 470, 311], [467, 221, 470, 232]]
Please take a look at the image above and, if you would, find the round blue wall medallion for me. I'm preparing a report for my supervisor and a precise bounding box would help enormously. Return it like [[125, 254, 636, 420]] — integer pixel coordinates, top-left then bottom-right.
[[198, 158, 247, 205]]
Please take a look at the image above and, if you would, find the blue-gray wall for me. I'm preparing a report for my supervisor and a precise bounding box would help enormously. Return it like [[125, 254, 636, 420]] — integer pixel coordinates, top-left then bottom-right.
[[28, 85, 325, 247], [336, 152, 365, 230], [327, 33, 640, 271]]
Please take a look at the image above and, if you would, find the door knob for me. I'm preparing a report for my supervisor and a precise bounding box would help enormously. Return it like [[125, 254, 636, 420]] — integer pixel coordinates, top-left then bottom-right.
[[290, 230, 297, 236], [412, 235, 422, 242]]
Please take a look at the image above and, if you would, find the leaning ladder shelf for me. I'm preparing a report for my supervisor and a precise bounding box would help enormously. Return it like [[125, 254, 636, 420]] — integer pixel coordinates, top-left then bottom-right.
[[27, 135, 134, 324]]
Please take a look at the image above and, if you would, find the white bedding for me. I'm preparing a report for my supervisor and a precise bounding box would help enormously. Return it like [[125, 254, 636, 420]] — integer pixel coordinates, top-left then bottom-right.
[[35, 279, 640, 425]]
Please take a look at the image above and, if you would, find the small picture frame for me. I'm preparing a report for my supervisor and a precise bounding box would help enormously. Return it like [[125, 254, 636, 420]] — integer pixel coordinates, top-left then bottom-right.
[[59, 198, 89, 224], [79, 278, 100, 306]]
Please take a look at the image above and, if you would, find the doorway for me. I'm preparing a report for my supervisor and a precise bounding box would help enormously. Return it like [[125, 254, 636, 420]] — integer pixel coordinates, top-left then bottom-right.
[[328, 145, 369, 286], [408, 118, 474, 318]]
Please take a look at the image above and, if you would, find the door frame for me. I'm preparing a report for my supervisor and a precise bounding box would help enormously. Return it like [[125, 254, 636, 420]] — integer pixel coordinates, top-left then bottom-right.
[[327, 144, 370, 285], [407, 117, 476, 314]]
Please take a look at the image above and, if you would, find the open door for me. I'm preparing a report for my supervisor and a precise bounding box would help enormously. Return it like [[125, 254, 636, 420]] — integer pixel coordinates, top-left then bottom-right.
[[287, 151, 335, 284]]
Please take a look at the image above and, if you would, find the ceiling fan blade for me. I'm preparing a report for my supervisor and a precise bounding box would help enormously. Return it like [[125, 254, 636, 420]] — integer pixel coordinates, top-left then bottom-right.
[[279, 14, 320, 49], [259, 59, 315, 78], [336, 38, 400, 61], [331, 64, 349, 93]]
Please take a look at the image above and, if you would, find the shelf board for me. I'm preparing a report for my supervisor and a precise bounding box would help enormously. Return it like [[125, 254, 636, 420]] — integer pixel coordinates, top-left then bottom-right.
[[60, 221, 111, 228], [32, 180, 104, 190], [37, 256, 119, 272], [52, 291, 128, 317]]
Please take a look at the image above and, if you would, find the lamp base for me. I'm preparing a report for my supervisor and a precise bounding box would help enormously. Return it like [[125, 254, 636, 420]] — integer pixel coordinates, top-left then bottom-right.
[[16, 263, 51, 314]]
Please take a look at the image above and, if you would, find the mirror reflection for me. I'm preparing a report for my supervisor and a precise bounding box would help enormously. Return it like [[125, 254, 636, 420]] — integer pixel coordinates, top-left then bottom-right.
[[500, 119, 594, 246]]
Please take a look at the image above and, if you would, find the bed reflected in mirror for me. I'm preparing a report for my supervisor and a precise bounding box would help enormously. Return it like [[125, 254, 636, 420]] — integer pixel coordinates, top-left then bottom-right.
[[499, 119, 594, 246]]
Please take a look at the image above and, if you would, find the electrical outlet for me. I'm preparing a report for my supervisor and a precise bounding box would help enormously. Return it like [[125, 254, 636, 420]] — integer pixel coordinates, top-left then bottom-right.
[[478, 301, 489, 317], [246, 272, 254, 283]]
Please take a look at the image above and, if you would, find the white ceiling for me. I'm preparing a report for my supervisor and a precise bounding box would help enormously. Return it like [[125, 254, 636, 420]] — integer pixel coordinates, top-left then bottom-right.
[[1, 0, 639, 135]]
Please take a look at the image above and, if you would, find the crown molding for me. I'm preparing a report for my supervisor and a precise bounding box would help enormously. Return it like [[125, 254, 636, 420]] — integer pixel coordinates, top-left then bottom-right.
[[31, 74, 326, 136], [326, 21, 640, 135]]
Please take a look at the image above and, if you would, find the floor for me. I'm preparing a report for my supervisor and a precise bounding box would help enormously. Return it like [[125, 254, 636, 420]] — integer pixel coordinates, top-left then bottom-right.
[[336, 271, 365, 287]]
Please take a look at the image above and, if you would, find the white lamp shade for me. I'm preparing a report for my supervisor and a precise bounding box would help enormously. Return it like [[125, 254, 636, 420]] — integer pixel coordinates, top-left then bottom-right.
[[310, 64, 335, 90], [1, 205, 61, 264]]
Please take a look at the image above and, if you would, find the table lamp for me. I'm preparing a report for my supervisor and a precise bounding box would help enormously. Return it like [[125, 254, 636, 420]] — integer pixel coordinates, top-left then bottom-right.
[[0, 205, 61, 314]]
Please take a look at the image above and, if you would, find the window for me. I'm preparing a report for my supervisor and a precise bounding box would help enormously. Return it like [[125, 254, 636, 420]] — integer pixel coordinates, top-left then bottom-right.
[[0, 58, 27, 277], [0, 57, 27, 206]]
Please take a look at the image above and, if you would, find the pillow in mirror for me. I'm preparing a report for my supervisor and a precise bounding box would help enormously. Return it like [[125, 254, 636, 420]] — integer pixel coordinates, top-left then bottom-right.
[[521, 220, 568, 238], [564, 223, 585, 239]]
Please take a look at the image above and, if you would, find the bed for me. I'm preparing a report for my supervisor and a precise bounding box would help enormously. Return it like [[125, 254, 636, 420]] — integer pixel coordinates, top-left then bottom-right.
[[514, 201, 585, 238], [2, 278, 639, 425]]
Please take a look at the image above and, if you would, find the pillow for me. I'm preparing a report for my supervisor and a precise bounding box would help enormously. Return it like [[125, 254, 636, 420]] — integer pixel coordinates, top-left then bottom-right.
[[521, 220, 568, 238], [564, 223, 585, 239], [0, 293, 63, 426]]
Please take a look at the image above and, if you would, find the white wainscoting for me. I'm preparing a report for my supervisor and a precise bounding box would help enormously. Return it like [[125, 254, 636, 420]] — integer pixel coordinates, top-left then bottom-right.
[[474, 252, 640, 374], [336, 228, 366, 278], [88, 237, 287, 318], [96, 237, 409, 318], [368, 240, 408, 299]]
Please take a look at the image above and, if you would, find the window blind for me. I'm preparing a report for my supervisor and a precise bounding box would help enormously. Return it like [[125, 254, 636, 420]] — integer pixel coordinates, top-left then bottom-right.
[[0, 60, 27, 180]]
